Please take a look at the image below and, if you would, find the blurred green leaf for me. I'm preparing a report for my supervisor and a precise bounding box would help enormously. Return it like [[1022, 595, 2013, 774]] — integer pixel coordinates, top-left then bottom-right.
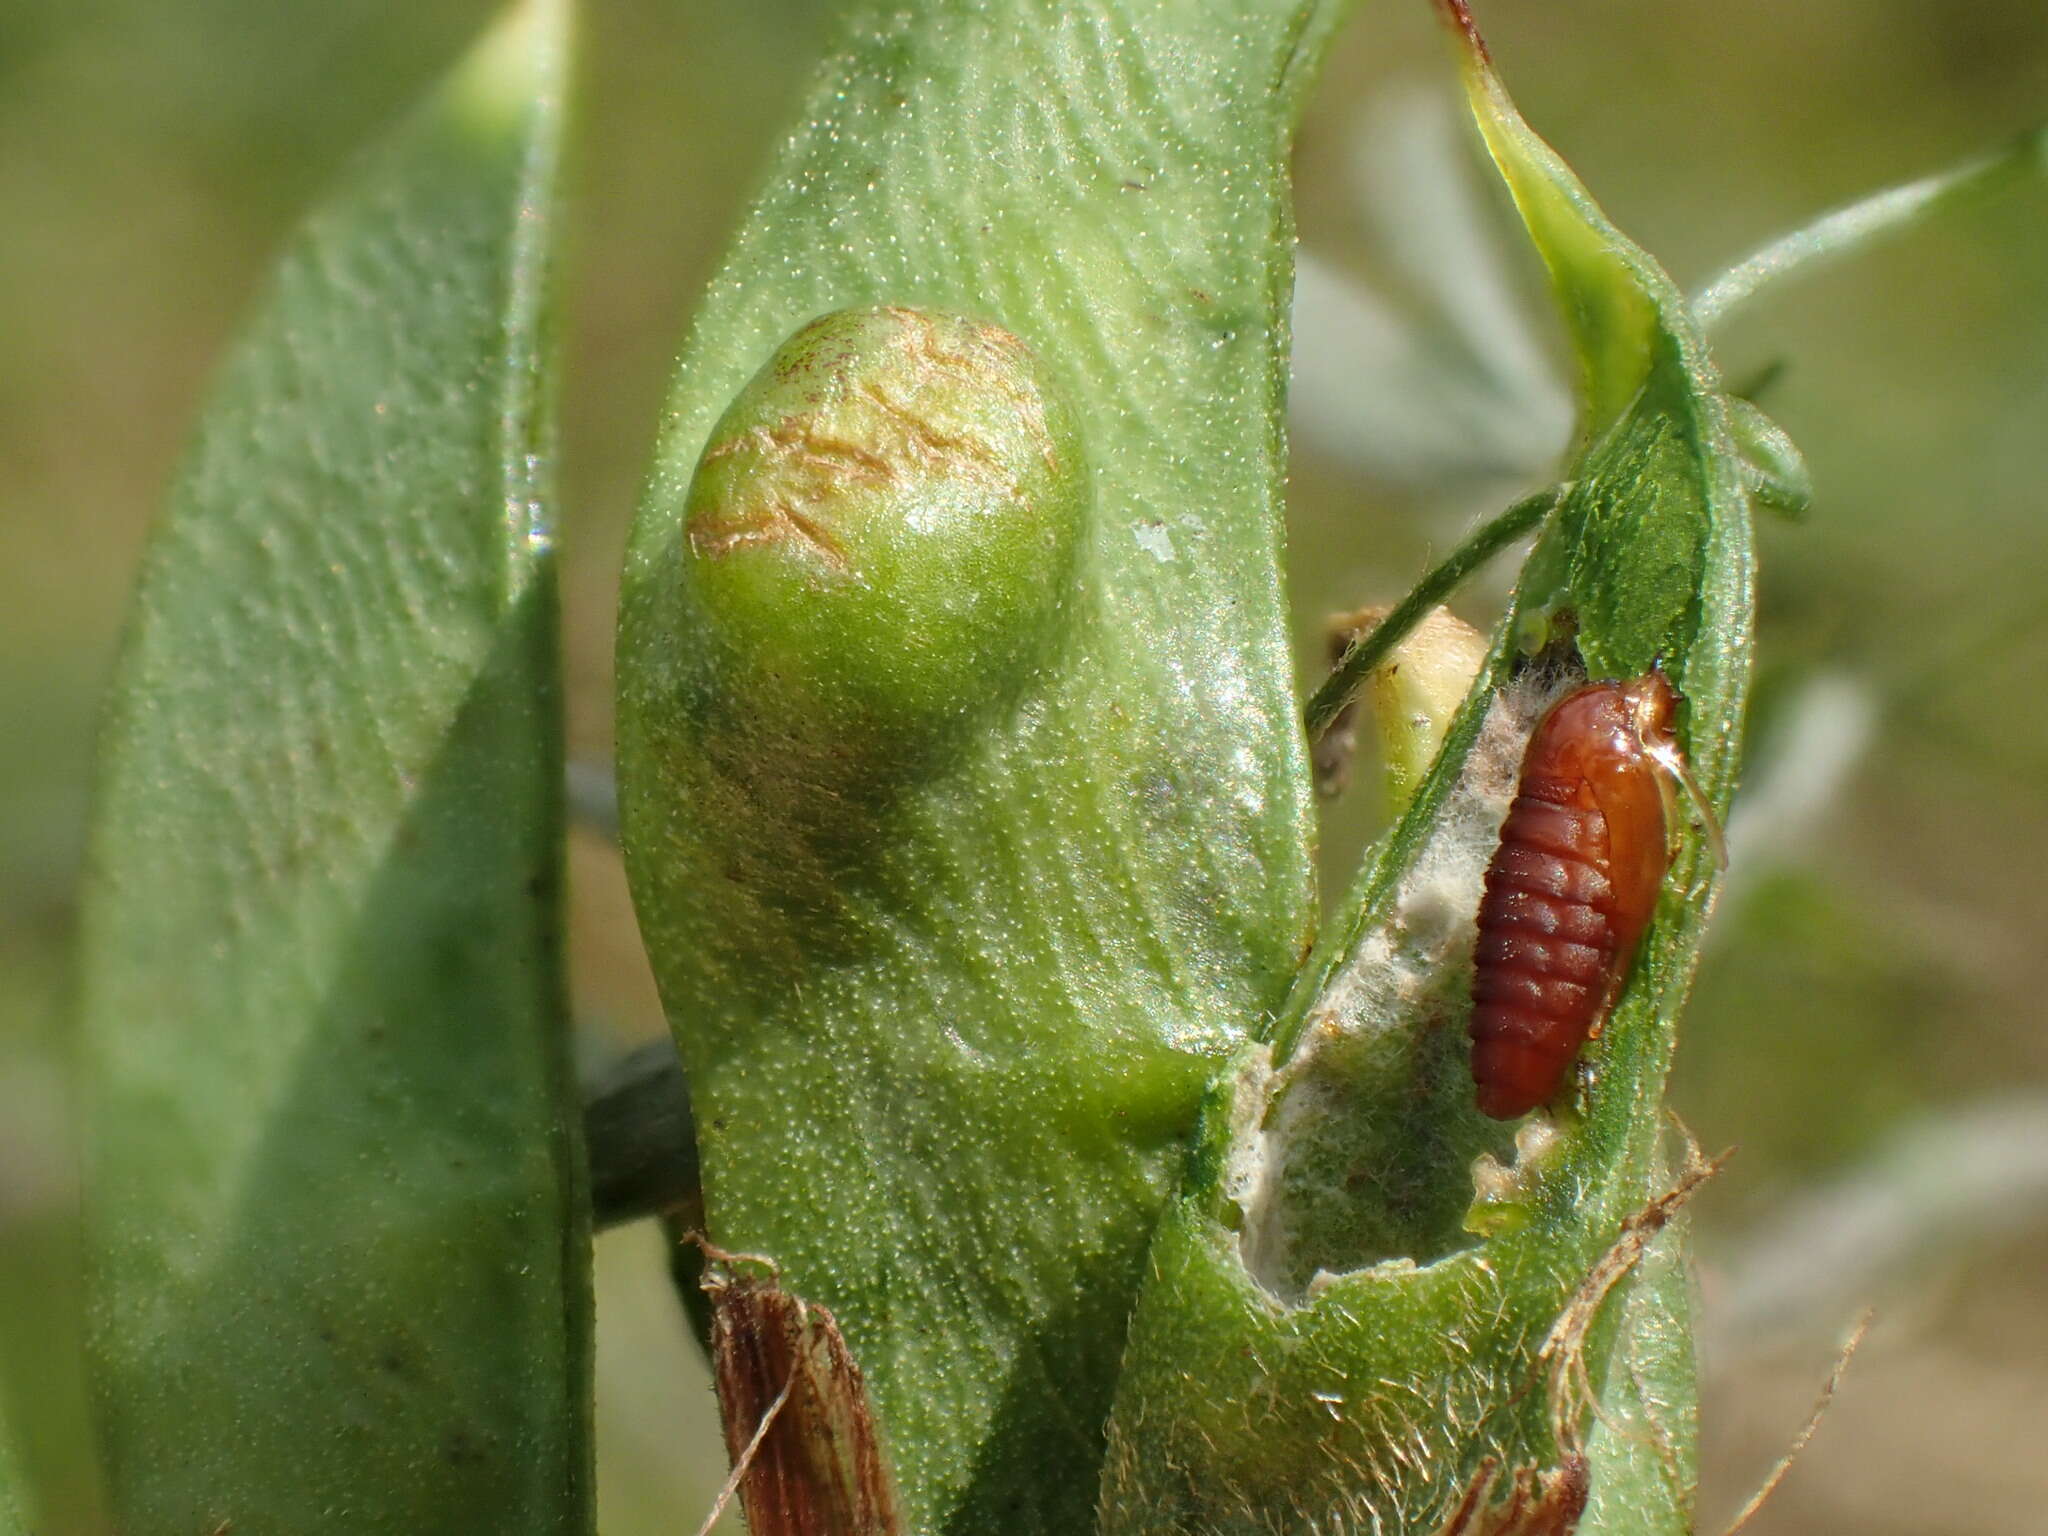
[[1097, 4, 1755, 1530], [1287, 83, 1570, 489], [616, 0, 1342, 1528], [78, 4, 591, 1531], [0, 1400, 25, 1536], [1695, 122, 2047, 329]]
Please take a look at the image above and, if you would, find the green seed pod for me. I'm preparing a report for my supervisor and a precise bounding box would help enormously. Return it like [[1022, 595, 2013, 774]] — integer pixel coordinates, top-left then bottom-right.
[[678, 305, 1088, 802]]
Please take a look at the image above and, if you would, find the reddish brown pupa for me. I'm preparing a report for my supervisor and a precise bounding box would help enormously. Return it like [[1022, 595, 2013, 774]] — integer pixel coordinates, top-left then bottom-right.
[[1468, 669, 1718, 1119]]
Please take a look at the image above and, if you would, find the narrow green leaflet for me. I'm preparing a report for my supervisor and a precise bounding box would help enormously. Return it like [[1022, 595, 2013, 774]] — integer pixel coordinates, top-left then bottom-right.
[[1098, 4, 1755, 1531], [1696, 122, 2047, 329], [616, 1, 1340, 1529], [79, 5, 590, 1531]]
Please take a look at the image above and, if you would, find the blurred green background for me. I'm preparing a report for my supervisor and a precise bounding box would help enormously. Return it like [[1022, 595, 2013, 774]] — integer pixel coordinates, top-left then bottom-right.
[[1, 1, 2042, 1531]]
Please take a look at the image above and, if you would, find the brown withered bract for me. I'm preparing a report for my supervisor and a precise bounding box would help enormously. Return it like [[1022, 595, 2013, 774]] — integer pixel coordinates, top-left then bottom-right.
[[1432, 1455, 1590, 1536], [1312, 606, 1379, 799], [703, 1246, 903, 1536], [1468, 671, 1682, 1119]]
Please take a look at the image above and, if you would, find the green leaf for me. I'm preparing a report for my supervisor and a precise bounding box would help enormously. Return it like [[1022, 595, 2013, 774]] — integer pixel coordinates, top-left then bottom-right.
[[78, 5, 590, 1531], [1727, 395, 1813, 521], [1577, 1208, 1700, 1534], [1695, 122, 2047, 329], [1098, 4, 1755, 1530], [615, 0, 1337, 1528]]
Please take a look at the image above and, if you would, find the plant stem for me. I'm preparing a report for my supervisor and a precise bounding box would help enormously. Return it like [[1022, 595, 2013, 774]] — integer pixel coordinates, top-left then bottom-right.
[[1305, 486, 1559, 741], [583, 1037, 700, 1231]]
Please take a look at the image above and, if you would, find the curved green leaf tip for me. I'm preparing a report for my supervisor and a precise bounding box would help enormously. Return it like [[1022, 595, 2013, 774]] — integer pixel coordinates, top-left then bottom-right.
[[78, 3, 590, 1532], [451, 0, 566, 141], [1435, 0, 1660, 441], [1098, 4, 1759, 1532], [1434, 0, 1752, 686]]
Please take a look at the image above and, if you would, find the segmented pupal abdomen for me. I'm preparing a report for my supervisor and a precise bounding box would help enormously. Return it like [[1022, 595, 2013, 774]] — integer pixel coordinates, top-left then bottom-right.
[[1469, 674, 1677, 1119]]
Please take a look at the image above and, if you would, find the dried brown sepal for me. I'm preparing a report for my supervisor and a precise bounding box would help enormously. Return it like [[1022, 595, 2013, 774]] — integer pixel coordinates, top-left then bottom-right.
[[1313, 605, 1384, 799], [1434, 1455, 1590, 1536], [701, 1243, 904, 1536]]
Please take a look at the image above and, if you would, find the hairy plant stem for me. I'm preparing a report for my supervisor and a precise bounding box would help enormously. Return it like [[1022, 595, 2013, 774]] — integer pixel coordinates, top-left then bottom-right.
[[1304, 485, 1560, 742]]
